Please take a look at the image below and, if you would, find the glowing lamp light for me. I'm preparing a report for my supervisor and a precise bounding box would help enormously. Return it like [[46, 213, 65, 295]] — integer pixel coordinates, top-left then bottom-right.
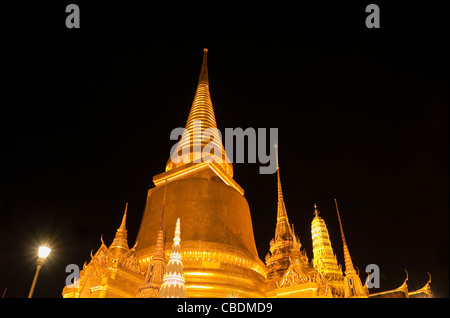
[[38, 245, 51, 259], [28, 243, 51, 298]]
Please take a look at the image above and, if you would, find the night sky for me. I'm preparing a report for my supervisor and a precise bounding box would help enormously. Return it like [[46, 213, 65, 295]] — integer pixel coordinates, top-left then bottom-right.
[[0, 2, 448, 298]]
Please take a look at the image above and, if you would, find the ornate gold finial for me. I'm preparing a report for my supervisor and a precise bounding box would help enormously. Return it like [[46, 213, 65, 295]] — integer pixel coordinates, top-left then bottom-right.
[[198, 48, 209, 85], [109, 204, 130, 256], [119, 203, 128, 231], [314, 203, 319, 216]]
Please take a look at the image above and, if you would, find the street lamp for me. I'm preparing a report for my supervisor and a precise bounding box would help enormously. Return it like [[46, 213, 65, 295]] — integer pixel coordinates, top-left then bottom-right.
[[27, 243, 51, 298]]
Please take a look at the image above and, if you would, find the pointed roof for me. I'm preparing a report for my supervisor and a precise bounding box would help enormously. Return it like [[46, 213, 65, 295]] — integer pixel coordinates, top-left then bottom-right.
[[274, 143, 292, 242], [166, 49, 233, 177], [278, 225, 310, 287], [109, 203, 130, 258], [136, 184, 168, 298], [152, 183, 167, 264], [159, 218, 186, 298], [334, 199, 356, 276]]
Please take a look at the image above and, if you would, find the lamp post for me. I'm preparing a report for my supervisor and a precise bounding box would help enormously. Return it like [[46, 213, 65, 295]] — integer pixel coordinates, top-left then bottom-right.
[[28, 244, 51, 298]]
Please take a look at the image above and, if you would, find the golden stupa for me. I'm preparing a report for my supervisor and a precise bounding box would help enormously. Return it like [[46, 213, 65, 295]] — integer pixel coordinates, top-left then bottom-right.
[[135, 48, 266, 297], [62, 49, 433, 299]]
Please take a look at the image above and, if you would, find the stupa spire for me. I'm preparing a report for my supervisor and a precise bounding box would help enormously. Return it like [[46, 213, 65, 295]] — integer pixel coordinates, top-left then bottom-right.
[[334, 199, 368, 298], [198, 48, 209, 84], [166, 49, 233, 177], [334, 199, 356, 276], [109, 203, 130, 258], [311, 203, 345, 297], [313, 203, 319, 217], [275, 143, 284, 204], [136, 184, 167, 298], [265, 143, 295, 279], [274, 143, 292, 240], [159, 218, 186, 298]]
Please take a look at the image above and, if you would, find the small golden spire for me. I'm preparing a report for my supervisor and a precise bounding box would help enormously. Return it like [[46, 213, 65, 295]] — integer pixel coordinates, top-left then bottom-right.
[[119, 202, 128, 231], [334, 198, 356, 276], [109, 203, 130, 258], [314, 203, 319, 216], [273, 142, 292, 242], [275, 143, 283, 202], [198, 48, 209, 84]]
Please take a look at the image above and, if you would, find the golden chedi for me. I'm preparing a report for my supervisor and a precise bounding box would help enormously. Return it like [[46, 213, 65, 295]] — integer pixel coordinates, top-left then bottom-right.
[[311, 204, 344, 297], [135, 49, 266, 297]]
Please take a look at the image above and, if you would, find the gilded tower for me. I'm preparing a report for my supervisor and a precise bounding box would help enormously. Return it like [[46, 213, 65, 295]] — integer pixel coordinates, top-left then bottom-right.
[[135, 49, 267, 297], [159, 218, 186, 298], [265, 144, 295, 279], [136, 185, 167, 298], [311, 204, 344, 296]]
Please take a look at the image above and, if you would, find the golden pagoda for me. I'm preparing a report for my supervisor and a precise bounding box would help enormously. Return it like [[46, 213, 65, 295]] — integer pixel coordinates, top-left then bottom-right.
[[135, 48, 266, 298], [136, 185, 167, 298], [311, 203, 345, 296], [62, 49, 434, 299], [265, 144, 296, 280], [265, 145, 330, 297], [159, 218, 186, 298]]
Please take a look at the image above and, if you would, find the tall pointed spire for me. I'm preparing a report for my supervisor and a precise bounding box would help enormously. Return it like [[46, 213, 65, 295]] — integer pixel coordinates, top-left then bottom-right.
[[334, 199, 356, 276], [265, 143, 295, 279], [109, 203, 130, 258], [136, 183, 167, 298], [159, 218, 186, 298], [198, 48, 209, 84], [274, 143, 292, 241], [334, 199, 368, 298], [166, 49, 233, 177], [275, 143, 284, 205]]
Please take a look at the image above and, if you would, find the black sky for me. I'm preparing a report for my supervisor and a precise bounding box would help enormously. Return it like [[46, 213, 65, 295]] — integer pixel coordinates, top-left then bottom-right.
[[0, 2, 448, 298]]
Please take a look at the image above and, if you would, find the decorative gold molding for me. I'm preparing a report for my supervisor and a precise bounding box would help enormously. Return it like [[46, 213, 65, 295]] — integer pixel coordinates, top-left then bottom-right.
[[140, 249, 267, 279]]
